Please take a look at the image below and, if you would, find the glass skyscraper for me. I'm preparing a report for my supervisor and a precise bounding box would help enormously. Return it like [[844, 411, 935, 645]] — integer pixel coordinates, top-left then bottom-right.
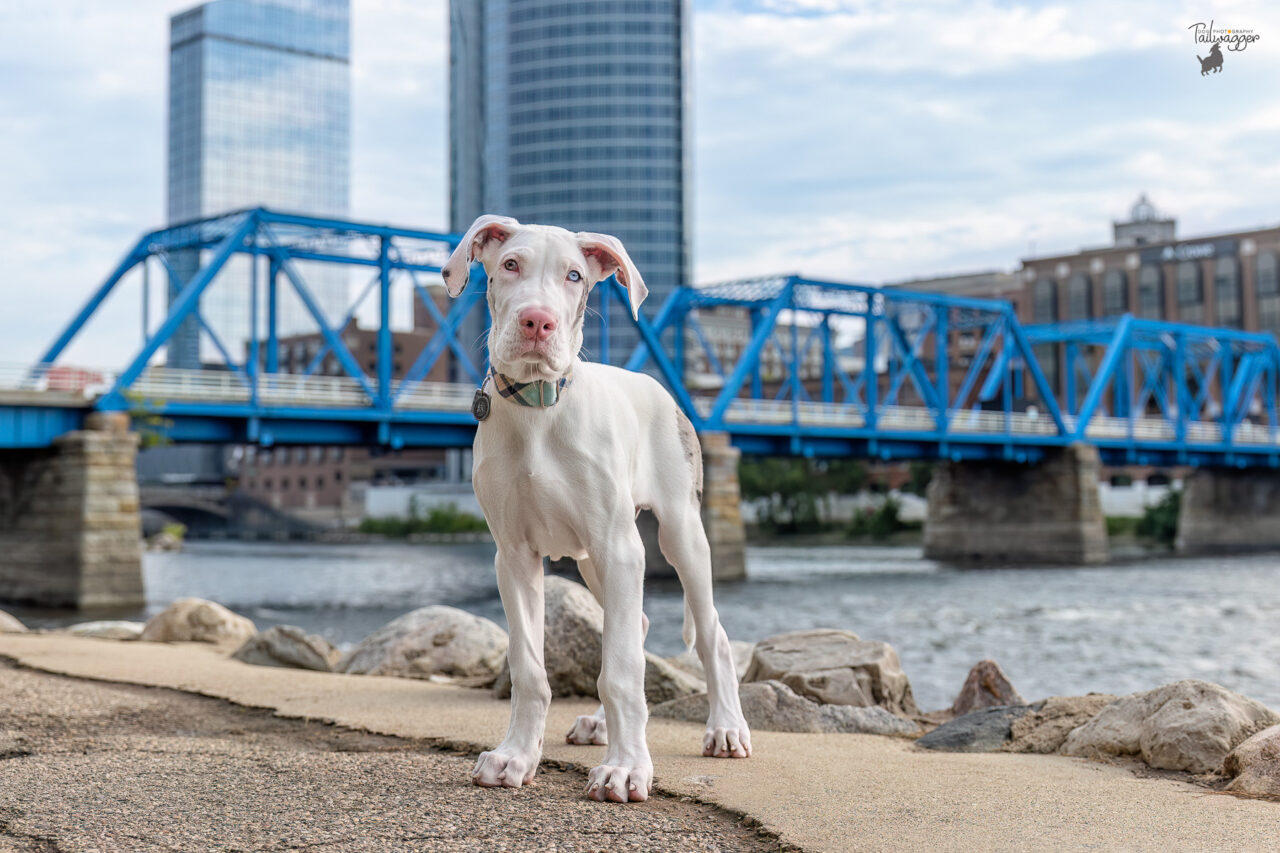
[[450, 0, 691, 367], [167, 0, 350, 367]]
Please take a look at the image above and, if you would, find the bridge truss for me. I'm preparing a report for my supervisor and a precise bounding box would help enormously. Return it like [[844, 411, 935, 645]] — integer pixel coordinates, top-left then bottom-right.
[[11, 208, 1280, 467]]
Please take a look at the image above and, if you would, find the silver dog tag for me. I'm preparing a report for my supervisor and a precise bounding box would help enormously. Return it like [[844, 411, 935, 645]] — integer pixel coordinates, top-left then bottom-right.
[[471, 387, 491, 421]]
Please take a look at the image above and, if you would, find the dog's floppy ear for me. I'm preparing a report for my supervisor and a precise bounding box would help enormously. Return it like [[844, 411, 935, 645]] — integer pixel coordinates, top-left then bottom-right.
[[441, 214, 521, 297], [577, 232, 648, 320]]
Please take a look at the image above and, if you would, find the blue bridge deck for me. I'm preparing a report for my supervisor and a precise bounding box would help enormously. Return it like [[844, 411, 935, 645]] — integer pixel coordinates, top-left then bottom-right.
[[7, 207, 1280, 469]]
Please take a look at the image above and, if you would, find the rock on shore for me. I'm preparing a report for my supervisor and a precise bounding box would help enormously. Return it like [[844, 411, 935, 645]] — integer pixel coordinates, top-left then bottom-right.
[[65, 621, 145, 641], [652, 679, 920, 736], [1223, 724, 1280, 797], [0, 609, 28, 633], [665, 641, 755, 682], [1061, 680, 1280, 773], [234, 625, 341, 672], [491, 575, 706, 704], [743, 629, 918, 716], [339, 606, 507, 683], [1006, 694, 1118, 753], [916, 704, 1037, 752], [950, 659, 1024, 716], [139, 599, 256, 646]]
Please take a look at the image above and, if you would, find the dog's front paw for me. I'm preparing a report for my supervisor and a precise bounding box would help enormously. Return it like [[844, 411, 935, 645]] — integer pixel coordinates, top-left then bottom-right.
[[703, 722, 752, 758], [565, 713, 608, 745], [585, 762, 653, 803], [472, 749, 538, 788]]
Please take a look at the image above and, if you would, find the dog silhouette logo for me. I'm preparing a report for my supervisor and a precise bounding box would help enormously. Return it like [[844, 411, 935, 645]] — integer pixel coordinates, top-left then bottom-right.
[[1198, 41, 1224, 74]]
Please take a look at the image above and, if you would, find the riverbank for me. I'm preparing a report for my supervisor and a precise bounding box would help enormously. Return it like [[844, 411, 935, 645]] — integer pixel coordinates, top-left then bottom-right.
[[2, 633, 1277, 852]]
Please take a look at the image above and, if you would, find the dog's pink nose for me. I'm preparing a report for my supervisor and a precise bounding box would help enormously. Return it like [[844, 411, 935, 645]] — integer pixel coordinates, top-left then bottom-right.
[[518, 307, 557, 342]]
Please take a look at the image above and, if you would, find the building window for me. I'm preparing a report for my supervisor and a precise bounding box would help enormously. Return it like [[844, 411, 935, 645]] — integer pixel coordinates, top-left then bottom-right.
[[299, 477, 308, 488], [1032, 280, 1057, 322], [1257, 252, 1280, 336], [1066, 274, 1091, 321], [1138, 265, 1163, 319], [263, 478, 272, 489], [1177, 261, 1203, 324], [1214, 256, 1241, 328], [1102, 270, 1127, 317]]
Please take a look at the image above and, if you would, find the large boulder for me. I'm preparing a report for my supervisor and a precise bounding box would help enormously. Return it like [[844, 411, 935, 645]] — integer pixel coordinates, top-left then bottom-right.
[[492, 576, 704, 705], [234, 625, 341, 672], [1223, 724, 1280, 797], [652, 680, 919, 737], [916, 704, 1036, 752], [65, 621, 145, 641], [665, 641, 755, 682], [743, 629, 918, 716], [0, 610, 28, 633], [951, 659, 1024, 716], [339, 606, 507, 683], [139, 598, 256, 646], [1062, 680, 1279, 773], [644, 653, 707, 705], [1005, 694, 1117, 754]]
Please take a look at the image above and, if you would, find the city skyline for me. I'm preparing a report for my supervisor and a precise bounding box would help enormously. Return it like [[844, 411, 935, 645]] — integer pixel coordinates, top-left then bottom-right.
[[4, 1, 1280, 366], [166, 0, 352, 367]]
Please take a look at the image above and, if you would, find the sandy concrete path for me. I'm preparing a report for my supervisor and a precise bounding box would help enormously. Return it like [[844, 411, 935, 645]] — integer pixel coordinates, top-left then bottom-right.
[[1, 634, 1278, 853], [0, 660, 778, 853]]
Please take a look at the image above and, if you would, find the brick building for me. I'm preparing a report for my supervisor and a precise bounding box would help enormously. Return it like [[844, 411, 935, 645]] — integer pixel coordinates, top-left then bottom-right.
[[1019, 196, 1280, 391], [237, 286, 467, 523]]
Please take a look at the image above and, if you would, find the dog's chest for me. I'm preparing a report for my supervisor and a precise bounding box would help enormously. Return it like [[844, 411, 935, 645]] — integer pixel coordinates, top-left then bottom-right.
[[472, 431, 606, 558]]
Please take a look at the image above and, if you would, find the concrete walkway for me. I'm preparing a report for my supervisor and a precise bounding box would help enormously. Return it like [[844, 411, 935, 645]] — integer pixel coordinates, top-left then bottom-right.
[[2, 634, 1278, 852]]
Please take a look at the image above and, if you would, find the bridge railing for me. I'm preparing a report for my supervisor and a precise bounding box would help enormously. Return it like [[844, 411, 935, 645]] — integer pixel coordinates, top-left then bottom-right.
[[22, 207, 1280, 465]]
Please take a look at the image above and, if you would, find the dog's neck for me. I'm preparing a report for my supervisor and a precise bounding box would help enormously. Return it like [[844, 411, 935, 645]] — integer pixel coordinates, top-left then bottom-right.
[[488, 364, 574, 409]]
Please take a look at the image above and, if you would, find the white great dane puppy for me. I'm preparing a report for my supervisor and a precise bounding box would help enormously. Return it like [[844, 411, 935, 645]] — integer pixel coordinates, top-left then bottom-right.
[[442, 214, 752, 803]]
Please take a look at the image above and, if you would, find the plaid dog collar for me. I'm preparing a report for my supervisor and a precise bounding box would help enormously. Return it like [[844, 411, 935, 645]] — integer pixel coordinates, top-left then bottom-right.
[[489, 367, 573, 409]]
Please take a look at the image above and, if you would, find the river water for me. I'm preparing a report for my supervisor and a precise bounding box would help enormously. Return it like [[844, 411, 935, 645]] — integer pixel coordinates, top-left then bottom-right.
[[16, 541, 1280, 712]]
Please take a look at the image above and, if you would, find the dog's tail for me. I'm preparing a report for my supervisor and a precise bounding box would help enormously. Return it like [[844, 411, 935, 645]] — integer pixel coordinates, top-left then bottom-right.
[[681, 595, 696, 650], [1198, 54, 1205, 63]]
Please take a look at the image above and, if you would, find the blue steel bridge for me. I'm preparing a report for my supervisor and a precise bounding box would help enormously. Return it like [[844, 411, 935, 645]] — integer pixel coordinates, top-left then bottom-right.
[[7, 207, 1280, 470]]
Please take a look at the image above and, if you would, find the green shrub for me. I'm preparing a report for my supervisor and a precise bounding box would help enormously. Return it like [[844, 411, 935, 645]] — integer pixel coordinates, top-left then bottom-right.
[[1105, 516, 1138, 537], [739, 457, 868, 534], [847, 497, 918, 540], [358, 502, 488, 536], [1135, 490, 1180, 545]]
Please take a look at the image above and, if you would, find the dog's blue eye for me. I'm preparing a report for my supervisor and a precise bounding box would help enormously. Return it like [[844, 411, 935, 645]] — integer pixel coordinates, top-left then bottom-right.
[[504, 259, 518, 272], [567, 270, 582, 282]]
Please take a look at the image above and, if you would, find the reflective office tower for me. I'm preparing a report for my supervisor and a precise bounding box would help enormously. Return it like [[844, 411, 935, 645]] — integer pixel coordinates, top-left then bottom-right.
[[167, 0, 350, 367], [450, 0, 691, 367]]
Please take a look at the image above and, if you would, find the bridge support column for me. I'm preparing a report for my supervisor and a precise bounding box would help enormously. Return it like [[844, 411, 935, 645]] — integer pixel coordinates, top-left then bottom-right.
[[924, 443, 1108, 565], [1177, 468, 1280, 554], [0, 412, 144, 609]]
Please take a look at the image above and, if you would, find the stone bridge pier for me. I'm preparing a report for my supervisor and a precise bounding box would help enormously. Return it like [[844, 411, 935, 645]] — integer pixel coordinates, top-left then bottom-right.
[[1177, 467, 1280, 554], [924, 443, 1109, 565], [0, 412, 144, 609]]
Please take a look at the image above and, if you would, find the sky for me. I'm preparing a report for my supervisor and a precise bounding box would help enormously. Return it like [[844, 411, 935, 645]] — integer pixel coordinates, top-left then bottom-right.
[[1, 0, 1279, 364]]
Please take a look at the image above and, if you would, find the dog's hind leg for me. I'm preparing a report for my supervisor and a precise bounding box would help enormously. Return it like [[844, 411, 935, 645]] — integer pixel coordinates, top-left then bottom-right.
[[473, 547, 550, 788], [654, 503, 752, 759], [564, 556, 650, 747]]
